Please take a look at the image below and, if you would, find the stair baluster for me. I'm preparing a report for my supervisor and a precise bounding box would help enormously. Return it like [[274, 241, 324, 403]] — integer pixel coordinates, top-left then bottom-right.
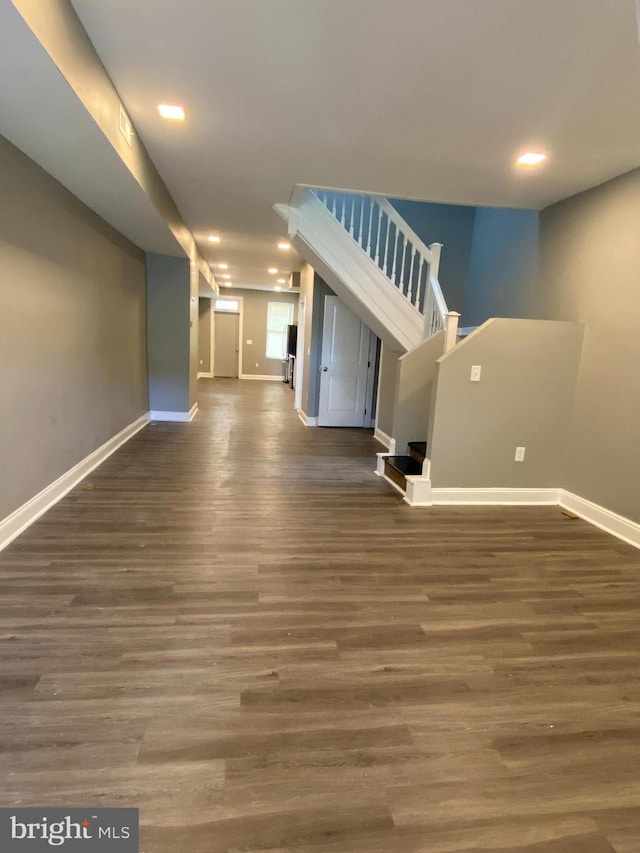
[[305, 189, 452, 343]]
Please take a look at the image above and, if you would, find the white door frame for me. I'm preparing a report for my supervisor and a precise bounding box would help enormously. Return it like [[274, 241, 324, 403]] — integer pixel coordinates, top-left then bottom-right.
[[197, 297, 215, 378], [318, 295, 375, 427], [364, 334, 378, 427], [294, 297, 306, 411], [213, 295, 244, 378]]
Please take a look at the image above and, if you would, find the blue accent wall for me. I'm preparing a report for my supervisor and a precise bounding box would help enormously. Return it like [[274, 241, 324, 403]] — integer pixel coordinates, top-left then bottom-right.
[[465, 207, 540, 327], [388, 199, 476, 315]]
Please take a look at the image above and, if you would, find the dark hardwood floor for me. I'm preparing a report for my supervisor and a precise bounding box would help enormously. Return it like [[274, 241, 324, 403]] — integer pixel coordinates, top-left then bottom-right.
[[1, 378, 640, 852]]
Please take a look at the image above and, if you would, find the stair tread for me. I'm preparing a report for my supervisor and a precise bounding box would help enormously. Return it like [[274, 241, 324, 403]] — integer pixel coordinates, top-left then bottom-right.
[[385, 455, 423, 476]]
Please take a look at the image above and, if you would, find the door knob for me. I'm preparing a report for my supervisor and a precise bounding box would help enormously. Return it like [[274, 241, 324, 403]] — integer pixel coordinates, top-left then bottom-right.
[[322, 366, 328, 372]]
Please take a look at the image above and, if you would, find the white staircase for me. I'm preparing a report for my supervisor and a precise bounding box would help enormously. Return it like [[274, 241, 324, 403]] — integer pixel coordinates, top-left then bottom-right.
[[275, 186, 463, 506], [274, 187, 459, 353]]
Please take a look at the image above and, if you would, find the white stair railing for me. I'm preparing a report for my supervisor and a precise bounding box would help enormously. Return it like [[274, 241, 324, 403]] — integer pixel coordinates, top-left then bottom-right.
[[312, 189, 452, 344]]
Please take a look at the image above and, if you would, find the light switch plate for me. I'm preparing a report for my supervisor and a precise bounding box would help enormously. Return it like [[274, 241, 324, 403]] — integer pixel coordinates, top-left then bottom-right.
[[470, 365, 482, 382], [515, 446, 526, 462]]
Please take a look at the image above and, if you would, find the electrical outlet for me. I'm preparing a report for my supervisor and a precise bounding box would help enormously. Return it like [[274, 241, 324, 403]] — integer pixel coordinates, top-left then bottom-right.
[[470, 365, 482, 382], [199, 360, 203, 365], [246, 339, 252, 345], [255, 362, 259, 367], [515, 446, 526, 462]]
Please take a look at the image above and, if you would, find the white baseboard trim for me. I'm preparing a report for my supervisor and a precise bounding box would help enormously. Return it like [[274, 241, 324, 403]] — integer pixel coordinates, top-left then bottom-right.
[[240, 374, 283, 381], [375, 452, 390, 476], [373, 427, 396, 453], [431, 487, 560, 505], [404, 474, 433, 507], [394, 482, 640, 550], [197, 371, 213, 379], [559, 490, 640, 551], [297, 409, 317, 427], [150, 403, 198, 423], [0, 412, 150, 553]]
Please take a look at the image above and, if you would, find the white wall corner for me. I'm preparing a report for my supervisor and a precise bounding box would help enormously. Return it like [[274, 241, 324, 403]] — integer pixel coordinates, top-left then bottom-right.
[[373, 427, 396, 454], [0, 412, 150, 553], [297, 409, 317, 427], [404, 475, 433, 506], [150, 405, 198, 423], [559, 490, 640, 551]]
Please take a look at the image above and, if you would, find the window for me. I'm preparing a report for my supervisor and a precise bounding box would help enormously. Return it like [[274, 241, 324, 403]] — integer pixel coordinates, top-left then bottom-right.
[[215, 299, 239, 312], [266, 301, 294, 359]]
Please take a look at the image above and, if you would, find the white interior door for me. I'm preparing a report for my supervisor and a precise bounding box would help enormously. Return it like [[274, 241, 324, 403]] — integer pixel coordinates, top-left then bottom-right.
[[318, 296, 371, 427], [214, 311, 239, 378]]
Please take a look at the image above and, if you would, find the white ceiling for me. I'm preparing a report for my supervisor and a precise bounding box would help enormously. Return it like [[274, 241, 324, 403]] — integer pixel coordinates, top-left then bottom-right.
[[10, 1, 640, 291]]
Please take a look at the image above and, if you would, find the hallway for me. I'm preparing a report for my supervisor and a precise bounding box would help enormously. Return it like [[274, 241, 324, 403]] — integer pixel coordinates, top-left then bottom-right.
[[1, 379, 640, 852]]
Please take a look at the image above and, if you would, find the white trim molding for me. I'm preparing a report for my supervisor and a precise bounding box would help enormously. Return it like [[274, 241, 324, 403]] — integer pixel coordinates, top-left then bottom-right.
[[0, 413, 150, 553], [150, 403, 198, 423], [391, 482, 640, 550], [240, 374, 283, 381], [197, 371, 214, 379], [559, 490, 640, 551], [297, 409, 317, 427], [373, 427, 396, 454], [375, 451, 390, 477], [430, 487, 561, 505]]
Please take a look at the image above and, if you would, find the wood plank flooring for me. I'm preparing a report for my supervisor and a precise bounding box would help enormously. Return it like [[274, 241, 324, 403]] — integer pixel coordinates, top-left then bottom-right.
[[1, 378, 640, 852]]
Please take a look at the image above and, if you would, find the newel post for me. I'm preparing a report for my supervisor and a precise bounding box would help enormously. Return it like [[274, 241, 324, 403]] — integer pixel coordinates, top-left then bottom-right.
[[444, 311, 461, 352], [428, 242, 442, 280]]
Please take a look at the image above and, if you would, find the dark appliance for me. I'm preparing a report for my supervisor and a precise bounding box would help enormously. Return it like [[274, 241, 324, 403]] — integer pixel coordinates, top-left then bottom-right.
[[286, 324, 298, 356]]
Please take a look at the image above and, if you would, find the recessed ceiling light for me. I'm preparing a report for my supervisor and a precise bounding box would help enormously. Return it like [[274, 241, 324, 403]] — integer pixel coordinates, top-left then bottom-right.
[[277, 278, 286, 284], [218, 263, 229, 270], [207, 235, 220, 243], [221, 274, 231, 279], [278, 242, 291, 250], [223, 283, 232, 288], [274, 286, 282, 291], [517, 152, 547, 166], [268, 267, 278, 274], [158, 104, 185, 121]]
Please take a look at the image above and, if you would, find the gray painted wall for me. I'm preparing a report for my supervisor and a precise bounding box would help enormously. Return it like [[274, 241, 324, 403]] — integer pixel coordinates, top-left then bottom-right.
[[146, 254, 191, 413], [225, 288, 298, 377], [465, 207, 540, 327], [389, 199, 476, 315], [429, 319, 584, 488], [392, 331, 445, 453], [188, 265, 198, 409], [375, 344, 399, 438], [198, 298, 212, 374], [0, 134, 148, 521], [298, 264, 315, 416], [295, 268, 336, 419], [537, 168, 640, 523]]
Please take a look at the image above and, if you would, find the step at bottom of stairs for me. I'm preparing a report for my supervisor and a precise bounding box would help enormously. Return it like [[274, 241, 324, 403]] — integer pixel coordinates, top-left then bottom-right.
[[383, 455, 423, 492]]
